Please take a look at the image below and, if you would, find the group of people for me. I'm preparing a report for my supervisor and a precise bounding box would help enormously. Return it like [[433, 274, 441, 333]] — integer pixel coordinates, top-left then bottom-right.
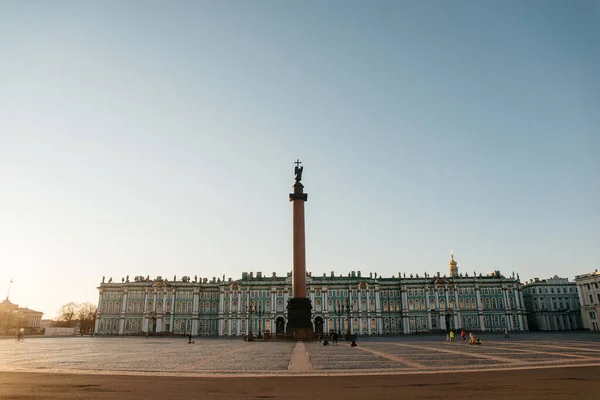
[[447, 330, 481, 345], [318, 331, 357, 347]]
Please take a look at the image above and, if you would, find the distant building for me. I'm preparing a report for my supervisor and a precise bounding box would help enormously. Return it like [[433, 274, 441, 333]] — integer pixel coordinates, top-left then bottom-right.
[[94, 254, 528, 336], [522, 276, 582, 331], [0, 297, 44, 335], [575, 270, 600, 331]]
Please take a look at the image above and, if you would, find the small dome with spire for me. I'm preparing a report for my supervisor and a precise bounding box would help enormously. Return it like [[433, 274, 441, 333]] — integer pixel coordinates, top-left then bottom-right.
[[449, 251, 459, 277]]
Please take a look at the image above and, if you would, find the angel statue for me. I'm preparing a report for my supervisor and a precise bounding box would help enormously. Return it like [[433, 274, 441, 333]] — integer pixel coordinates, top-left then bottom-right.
[[294, 159, 303, 182]]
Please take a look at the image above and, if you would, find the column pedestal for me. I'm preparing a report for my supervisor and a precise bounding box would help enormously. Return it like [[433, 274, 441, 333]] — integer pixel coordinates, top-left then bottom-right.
[[286, 298, 313, 338]]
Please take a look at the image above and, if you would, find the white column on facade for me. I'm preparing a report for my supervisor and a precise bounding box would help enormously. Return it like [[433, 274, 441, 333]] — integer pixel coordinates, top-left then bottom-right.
[[143, 291, 148, 312], [237, 317, 241, 335], [514, 288, 521, 310], [426, 289, 432, 330], [170, 291, 175, 332], [219, 291, 224, 312], [435, 288, 440, 309], [271, 290, 276, 311], [118, 291, 128, 335], [445, 288, 450, 310], [402, 289, 409, 334], [375, 290, 380, 312]]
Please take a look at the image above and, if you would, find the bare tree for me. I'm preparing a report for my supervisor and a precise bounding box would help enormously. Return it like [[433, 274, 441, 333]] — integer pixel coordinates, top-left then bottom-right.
[[54, 302, 97, 335], [77, 302, 97, 336], [57, 302, 78, 325]]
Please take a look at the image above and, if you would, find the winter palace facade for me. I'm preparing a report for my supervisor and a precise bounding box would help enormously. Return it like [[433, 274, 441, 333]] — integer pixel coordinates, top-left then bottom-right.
[[94, 255, 528, 336]]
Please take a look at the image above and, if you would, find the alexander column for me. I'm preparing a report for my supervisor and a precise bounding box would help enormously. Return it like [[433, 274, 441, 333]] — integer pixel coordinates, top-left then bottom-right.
[[286, 159, 313, 338]]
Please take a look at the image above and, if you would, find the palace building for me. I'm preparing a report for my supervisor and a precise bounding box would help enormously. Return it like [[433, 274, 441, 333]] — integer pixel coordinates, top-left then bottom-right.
[[575, 270, 600, 331], [521, 276, 582, 331], [94, 254, 528, 336]]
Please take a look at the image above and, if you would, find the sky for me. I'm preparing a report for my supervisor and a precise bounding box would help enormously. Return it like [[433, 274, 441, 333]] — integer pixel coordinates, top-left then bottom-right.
[[0, 1, 598, 319]]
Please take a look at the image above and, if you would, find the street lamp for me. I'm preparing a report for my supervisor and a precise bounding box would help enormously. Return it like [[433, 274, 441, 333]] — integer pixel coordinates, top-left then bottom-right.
[[256, 302, 264, 339], [387, 297, 392, 335], [248, 300, 255, 339], [345, 298, 353, 338]]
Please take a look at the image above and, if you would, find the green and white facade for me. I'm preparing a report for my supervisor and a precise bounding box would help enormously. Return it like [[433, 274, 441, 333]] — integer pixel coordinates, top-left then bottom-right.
[[94, 255, 528, 336]]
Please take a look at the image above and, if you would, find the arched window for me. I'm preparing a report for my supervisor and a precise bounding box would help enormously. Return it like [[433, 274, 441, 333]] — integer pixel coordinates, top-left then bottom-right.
[[449, 298, 455, 308], [420, 299, 425, 310], [156, 301, 162, 313], [127, 301, 132, 312], [175, 320, 180, 331], [499, 298, 504, 309], [126, 320, 130, 331], [147, 300, 152, 311], [408, 300, 413, 311], [370, 299, 375, 311], [460, 298, 465, 309], [485, 298, 491, 310], [492, 298, 498, 310], [102, 302, 106, 313], [430, 299, 435, 310], [465, 298, 470, 310], [439, 299, 446, 309], [472, 298, 476, 309], [371, 318, 376, 331], [188, 302, 192, 313], [361, 299, 367, 311], [108, 303, 113, 313], [115, 302, 120, 312], [166, 301, 171, 312], [199, 303, 204, 313], [277, 300, 283, 312], [107, 320, 112, 331], [316, 299, 322, 312]]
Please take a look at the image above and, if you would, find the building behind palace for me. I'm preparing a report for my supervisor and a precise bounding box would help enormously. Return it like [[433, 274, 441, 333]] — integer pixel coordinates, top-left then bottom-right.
[[575, 270, 600, 331], [94, 255, 528, 336], [0, 297, 44, 335], [521, 276, 582, 331]]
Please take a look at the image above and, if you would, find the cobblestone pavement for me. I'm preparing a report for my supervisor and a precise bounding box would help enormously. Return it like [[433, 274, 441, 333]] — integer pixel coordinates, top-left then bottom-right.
[[1, 332, 599, 376]]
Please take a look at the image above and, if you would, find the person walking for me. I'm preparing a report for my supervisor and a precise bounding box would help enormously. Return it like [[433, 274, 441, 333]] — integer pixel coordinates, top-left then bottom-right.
[[504, 328, 509, 339], [449, 330, 455, 342]]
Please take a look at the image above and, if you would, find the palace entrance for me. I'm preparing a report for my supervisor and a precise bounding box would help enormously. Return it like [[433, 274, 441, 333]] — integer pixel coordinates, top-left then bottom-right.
[[275, 317, 285, 334], [314, 316, 324, 334]]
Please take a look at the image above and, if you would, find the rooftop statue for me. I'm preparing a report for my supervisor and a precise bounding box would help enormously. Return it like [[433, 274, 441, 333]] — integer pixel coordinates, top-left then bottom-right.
[[294, 159, 303, 182]]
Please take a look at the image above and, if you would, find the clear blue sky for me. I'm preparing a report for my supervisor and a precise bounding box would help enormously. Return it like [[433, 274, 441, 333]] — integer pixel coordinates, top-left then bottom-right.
[[1, 1, 598, 318]]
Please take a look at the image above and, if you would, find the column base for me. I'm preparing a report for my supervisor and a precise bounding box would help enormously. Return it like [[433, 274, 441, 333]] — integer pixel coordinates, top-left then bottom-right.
[[286, 298, 313, 338]]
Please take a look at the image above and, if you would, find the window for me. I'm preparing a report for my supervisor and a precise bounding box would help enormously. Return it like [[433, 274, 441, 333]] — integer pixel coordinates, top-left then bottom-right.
[[590, 295, 594, 305]]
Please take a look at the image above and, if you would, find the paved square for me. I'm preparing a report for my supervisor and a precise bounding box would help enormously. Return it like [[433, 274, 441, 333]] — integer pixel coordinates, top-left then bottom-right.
[[1, 332, 599, 376]]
